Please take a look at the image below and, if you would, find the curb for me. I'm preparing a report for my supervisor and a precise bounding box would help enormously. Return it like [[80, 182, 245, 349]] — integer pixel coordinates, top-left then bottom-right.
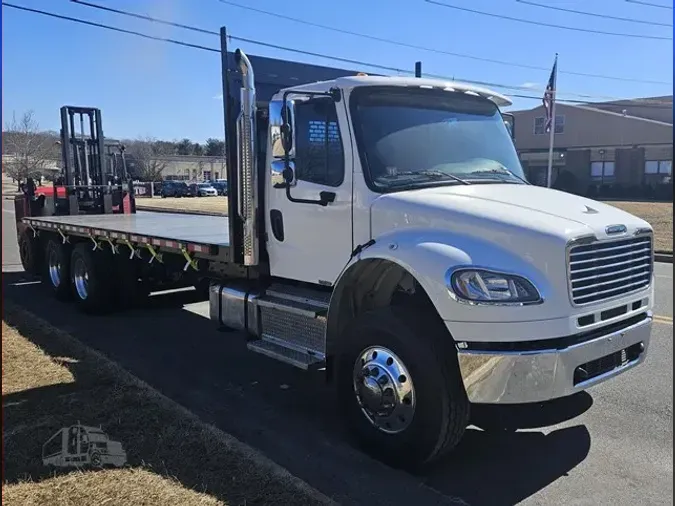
[[3, 302, 336, 506], [655, 253, 673, 264]]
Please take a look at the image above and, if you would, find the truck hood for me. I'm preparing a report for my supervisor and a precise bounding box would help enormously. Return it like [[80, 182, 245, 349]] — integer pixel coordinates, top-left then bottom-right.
[[370, 183, 651, 249]]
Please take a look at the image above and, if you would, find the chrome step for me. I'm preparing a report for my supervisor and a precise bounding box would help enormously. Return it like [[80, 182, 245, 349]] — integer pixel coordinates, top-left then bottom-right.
[[265, 283, 331, 310], [247, 339, 325, 370], [257, 294, 327, 318]]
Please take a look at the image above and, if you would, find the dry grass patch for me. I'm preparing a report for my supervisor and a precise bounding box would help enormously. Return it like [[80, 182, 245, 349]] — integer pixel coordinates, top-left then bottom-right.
[[2, 322, 75, 395], [603, 201, 673, 252], [4, 468, 223, 506], [2, 303, 332, 506], [135, 196, 673, 252], [136, 196, 228, 216]]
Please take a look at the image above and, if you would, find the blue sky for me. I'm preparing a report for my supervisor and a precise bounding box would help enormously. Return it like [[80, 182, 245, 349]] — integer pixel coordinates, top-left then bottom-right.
[[2, 0, 673, 142]]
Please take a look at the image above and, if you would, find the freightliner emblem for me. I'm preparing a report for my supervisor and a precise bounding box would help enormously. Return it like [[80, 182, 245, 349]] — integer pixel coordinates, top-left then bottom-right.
[[606, 224, 627, 235]]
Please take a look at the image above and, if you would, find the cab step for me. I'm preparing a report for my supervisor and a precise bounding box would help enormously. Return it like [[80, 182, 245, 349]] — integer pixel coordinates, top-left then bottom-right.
[[246, 339, 325, 370], [246, 284, 330, 370]]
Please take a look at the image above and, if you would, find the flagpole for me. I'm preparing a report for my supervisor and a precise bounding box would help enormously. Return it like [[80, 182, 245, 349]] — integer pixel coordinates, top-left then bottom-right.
[[546, 53, 558, 188]]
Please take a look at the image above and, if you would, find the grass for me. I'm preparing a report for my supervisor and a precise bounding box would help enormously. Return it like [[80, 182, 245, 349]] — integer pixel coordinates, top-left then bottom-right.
[[136, 196, 228, 216], [603, 201, 672, 253], [137, 196, 673, 253], [2, 303, 333, 506]]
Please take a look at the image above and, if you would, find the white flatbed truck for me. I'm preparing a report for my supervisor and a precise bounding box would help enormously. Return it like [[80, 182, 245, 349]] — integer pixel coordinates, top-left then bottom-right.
[[14, 27, 655, 468]]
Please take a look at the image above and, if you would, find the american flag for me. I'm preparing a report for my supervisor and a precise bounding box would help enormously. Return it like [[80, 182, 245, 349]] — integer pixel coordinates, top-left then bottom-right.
[[543, 57, 557, 134]]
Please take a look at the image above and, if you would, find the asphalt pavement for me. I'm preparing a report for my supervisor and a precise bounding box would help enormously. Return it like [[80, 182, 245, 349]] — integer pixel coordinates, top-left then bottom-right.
[[2, 198, 673, 506]]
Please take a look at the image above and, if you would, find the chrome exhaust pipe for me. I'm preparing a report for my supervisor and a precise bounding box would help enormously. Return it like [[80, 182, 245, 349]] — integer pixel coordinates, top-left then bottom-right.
[[234, 49, 259, 266]]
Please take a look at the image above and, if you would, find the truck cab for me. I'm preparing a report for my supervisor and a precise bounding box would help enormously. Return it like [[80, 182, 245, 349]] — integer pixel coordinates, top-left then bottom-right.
[[217, 48, 653, 466]]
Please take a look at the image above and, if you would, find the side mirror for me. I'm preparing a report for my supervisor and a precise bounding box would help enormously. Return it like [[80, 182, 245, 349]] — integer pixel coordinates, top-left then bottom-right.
[[269, 99, 296, 159], [502, 113, 515, 141], [271, 159, 296, 188]]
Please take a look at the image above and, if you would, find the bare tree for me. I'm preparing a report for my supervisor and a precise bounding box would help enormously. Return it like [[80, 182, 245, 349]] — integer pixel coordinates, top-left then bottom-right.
[[3, 111, 58, 187], [125, 137, 171, 182]]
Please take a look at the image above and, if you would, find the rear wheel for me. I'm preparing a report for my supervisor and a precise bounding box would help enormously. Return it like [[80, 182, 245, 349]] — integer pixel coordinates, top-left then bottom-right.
[[70, 243, 113, 314], [337, 307, 469, 469], [43, 238, 71, 300], [18, 228, 42, 276]]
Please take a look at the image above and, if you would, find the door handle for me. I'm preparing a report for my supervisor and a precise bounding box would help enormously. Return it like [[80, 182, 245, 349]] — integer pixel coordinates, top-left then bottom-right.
[[319, 191, 336, 206]]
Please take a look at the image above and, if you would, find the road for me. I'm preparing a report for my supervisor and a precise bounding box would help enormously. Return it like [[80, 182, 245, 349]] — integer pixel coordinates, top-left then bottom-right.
[[3, 198, 673, 506]]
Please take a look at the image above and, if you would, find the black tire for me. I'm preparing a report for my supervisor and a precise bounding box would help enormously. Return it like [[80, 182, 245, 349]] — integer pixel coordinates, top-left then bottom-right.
[[70, 243, 114, 314], [43, 238, 72, 300], [336, 306, 470, 469], [90, 451, 102, 468], [18, 228, 42, 276]]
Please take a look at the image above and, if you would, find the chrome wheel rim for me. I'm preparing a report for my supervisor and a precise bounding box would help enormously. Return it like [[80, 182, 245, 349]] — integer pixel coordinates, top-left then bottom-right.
[[73, 258, 89, 300], [352, 346, 416, 434], [48, 248, 61, 288]]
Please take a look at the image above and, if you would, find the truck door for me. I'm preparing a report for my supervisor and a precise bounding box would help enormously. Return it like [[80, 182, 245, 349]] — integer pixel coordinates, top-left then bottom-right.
[[265, 96, 353, 286]]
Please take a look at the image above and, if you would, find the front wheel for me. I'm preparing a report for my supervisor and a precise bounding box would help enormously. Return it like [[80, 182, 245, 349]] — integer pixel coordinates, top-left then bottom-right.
[[337, 307, 469, 469]]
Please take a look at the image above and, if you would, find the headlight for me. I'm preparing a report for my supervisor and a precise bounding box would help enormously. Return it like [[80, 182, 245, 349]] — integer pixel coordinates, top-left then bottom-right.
[[447, 268, 542, 305]]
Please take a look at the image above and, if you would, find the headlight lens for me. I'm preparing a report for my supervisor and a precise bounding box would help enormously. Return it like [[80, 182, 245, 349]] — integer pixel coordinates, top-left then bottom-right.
[[448, 269, 542, 304]]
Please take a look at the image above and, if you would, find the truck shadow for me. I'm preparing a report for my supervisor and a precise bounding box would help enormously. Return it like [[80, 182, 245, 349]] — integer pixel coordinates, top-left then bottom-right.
[[3, 270, 592, 506]]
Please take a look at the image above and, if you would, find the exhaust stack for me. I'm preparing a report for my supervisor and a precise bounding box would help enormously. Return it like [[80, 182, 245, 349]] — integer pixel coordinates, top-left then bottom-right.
[[234, 49, 259, 266]]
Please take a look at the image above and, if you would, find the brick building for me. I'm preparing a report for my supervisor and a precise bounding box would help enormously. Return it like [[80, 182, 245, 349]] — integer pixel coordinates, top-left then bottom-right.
[[510, 96, 673, 199]]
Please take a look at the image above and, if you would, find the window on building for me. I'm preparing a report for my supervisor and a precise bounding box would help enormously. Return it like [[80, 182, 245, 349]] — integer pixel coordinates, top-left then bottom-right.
[[534, 117, 545, 135], [591, 161, 615, 180], [645, 160, 672, 175], [203, 170, 212, 181], [294, 98, 344, 187], [534, 115, 564, 135]]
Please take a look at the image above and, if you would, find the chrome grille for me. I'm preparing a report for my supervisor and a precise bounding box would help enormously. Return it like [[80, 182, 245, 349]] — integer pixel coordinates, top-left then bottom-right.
[[568, 235, 653, 305]]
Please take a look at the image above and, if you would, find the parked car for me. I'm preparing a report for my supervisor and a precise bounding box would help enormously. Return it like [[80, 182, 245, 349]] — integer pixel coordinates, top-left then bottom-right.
[[190, 182, 218, 197], [211, 180, 228, 196], [160, 181, 190, 198]]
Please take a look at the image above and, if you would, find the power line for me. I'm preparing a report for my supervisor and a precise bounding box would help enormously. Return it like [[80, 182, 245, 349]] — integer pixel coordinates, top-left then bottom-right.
[[2, 2, 219, 53], [626, 0, 673, 9], [68, 0, 555, 95], [72, 0, 649, 100], [215, 0, 671, 85], [69, 0, 672, 100], [4, 2, 673, 109], [516, 0, 673, 27], [425, 0, 672, 40]]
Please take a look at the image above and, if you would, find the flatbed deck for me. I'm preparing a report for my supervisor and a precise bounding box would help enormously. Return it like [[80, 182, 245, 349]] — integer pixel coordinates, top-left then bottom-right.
[[23, 212, 230, 249]]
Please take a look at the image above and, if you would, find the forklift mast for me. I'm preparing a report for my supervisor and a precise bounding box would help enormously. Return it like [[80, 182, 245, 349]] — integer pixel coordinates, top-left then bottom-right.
[[60, 106, 106, 187], [48, 106, 135, 216]]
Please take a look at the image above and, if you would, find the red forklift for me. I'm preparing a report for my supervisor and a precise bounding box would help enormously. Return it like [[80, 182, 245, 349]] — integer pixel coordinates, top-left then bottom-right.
[[16, 106, 136, 221]]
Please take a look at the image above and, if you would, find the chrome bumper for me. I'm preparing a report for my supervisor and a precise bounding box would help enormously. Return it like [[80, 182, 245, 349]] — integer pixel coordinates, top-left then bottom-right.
[[457, 314, 652, 404]]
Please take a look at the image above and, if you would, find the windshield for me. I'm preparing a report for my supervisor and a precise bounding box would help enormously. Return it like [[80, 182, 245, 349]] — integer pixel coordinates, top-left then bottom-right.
[[198, 183, 213, 188], [350, 87, 526, 192]]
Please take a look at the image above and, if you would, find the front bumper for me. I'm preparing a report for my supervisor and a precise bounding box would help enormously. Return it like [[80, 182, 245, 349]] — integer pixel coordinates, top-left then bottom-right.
[[456, 313, 652, 404]]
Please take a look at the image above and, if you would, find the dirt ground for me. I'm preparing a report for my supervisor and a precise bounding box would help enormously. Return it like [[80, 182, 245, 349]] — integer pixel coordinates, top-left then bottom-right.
[[2, 303, 331, 506], [605, 201, 672, 252], [136, 197, 673, 253]]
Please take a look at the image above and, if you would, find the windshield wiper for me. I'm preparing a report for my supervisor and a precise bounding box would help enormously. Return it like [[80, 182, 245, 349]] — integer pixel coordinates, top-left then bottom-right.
[[381, 170, 472, 186], [466, 168, 530, 185]]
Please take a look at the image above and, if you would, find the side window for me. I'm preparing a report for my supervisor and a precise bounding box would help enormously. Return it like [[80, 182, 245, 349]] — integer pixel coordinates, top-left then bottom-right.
[[294, 98, 344, 187]]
